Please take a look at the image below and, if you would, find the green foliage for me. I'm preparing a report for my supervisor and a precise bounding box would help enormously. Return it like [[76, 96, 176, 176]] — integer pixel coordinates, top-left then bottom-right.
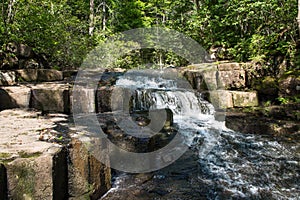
[[0, 0, 298, 71], [277, 97, 289, 105]]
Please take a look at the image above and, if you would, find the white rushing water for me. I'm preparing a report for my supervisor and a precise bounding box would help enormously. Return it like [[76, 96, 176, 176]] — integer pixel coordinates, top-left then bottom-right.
[[112, 71, 300, 199], [115, 71, 225, 151]]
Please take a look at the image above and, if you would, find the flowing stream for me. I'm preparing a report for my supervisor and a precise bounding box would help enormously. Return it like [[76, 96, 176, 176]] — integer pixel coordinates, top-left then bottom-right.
[[101, 70, 300, 200]]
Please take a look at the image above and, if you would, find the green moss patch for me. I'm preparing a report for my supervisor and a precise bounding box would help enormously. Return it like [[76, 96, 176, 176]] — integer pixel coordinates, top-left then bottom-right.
[[18, 151, 42, 159]]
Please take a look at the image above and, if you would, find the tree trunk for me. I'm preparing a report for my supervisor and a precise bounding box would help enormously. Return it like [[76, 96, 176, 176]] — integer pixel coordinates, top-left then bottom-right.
[[89, 0, 95, 35], [7, 0, 16, 24], [194, 0, 200, 11], [298, 0, 300, 32], [102, 0, 106, 31]]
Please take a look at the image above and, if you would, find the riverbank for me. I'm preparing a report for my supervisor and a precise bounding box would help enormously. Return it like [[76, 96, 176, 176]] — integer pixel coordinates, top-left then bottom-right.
[[0, 63, 299, 199]]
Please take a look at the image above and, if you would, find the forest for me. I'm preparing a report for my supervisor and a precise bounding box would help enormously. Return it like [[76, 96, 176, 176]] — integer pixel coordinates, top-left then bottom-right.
[[0, 0, 299, 72]]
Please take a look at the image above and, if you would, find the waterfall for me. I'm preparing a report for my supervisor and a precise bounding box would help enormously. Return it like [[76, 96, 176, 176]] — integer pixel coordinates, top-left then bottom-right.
[[102, 70, 300, 199], [115, 70, 225, 152]]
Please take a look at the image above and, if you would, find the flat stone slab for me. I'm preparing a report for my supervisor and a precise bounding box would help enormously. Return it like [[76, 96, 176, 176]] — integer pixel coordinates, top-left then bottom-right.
[[0, 83, 71, 113], [0, 109, 69, 199], [16, 69, 63, 82], [0, 109, 111, 199], [208, 90, 258, 109], [16, 69, 38, 82], [217, 62, 242, 71], [0, 109, 67, 154]]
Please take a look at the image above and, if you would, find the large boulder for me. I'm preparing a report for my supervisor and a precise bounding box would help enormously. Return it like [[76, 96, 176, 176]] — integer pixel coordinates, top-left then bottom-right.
[[72, 86, 96, 113], [16, 69, 38, 82], [278, 75, 300, 97], [6, 42, 35, 58], [217, 62, 241, 71], [182, 66, 218, 91], [0, 110, 69, 199], [0, 86, 31, 110], [0, 109, 112, 199], [68, 138, 111, 200], [216, 70, 246, 89], [16, 69, 63, 82], [208, 90, 233, 109], [231, 91, 259, 107], [182, 63, 246, 91], [5, 147, 68, 200], [30, 83, 70, 113], [0, 71, 16, 86], [96, 86, 113, 113], [37, 69, 63, 82]]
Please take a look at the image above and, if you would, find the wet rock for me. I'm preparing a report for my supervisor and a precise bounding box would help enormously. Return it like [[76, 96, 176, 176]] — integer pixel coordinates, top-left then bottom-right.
[[0, 71, 16, 86], [225, 110, 300, 136], [99, 72, 123, 87], [148, 188, 170, 196], [149, 108, 173, 130], [135, 116, 151, 126]]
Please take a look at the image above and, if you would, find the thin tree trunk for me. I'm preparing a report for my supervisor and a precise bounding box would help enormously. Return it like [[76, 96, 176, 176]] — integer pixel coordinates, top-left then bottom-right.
[[298, 0, 300, 32], [89, 0, 95, 35], [7, 0, 15, 24], [194, 0, 200, 11], [102, 0, 106, 31]]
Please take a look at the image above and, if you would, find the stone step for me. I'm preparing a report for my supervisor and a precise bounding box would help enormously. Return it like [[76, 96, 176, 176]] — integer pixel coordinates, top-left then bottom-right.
[[16, 69, 63, 82], [0, 83, 70, 113], [208, 90, 258, 109], [0, 109, 111, 199], [183, 63, 246, 91], [0, 69, 78, 86]]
